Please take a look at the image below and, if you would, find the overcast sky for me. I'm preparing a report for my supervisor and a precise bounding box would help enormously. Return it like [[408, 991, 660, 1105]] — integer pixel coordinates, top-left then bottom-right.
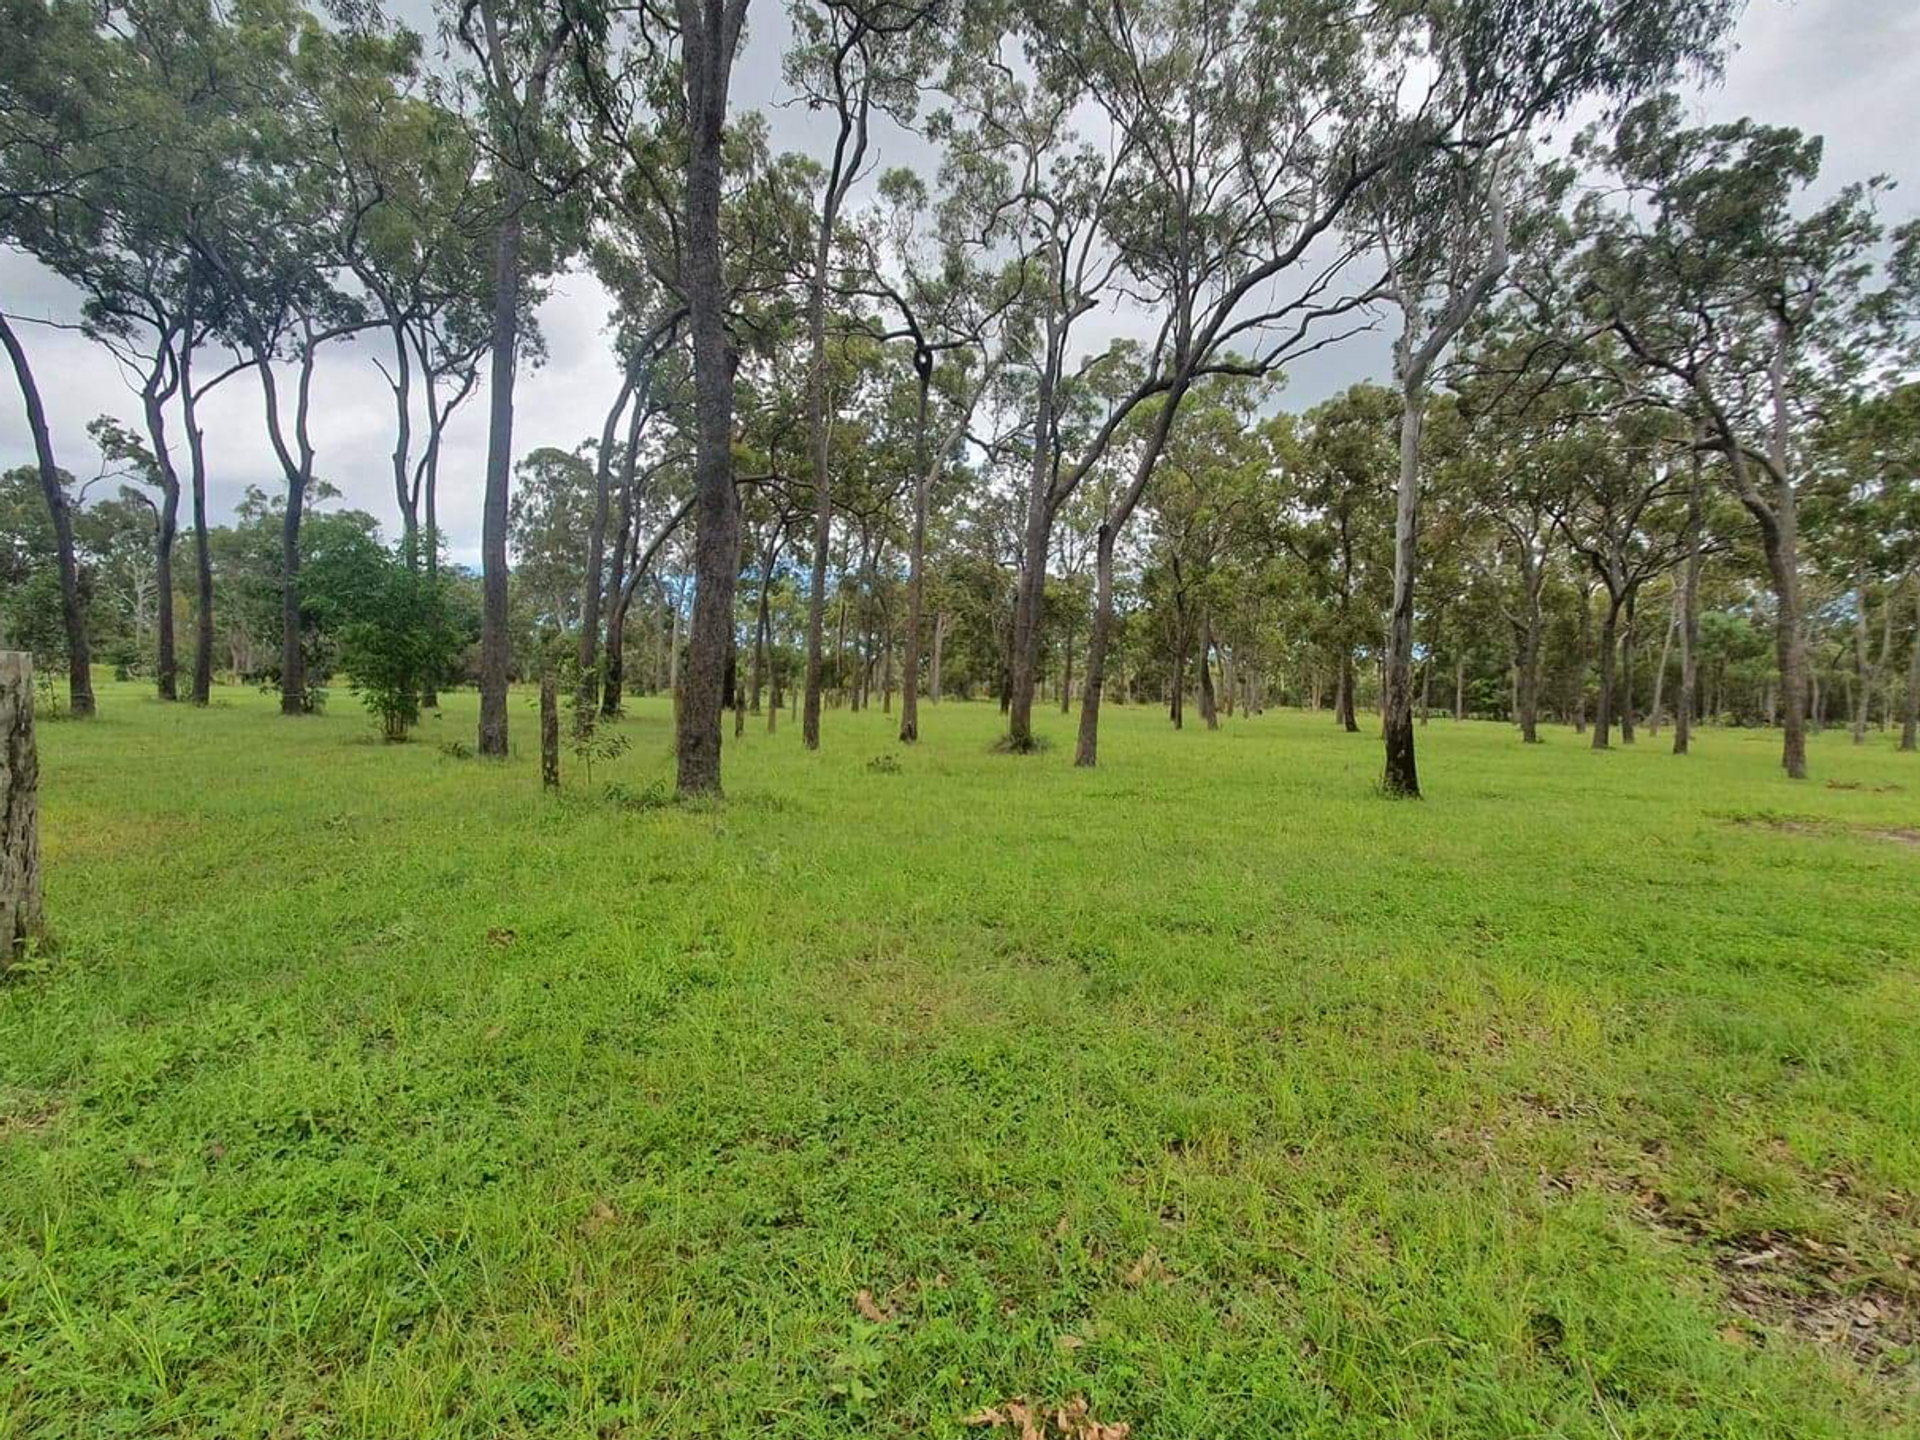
[[4, 0, 1918, 567]]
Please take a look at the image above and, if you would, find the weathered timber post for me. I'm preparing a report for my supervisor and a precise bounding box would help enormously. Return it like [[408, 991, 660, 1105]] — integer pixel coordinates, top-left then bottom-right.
[[2, 653, 43, 964], [540, 672, 560, 792]]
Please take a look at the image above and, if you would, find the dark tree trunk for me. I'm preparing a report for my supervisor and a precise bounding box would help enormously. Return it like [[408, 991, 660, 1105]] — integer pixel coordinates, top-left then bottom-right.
[[1381, 392, 1423, 796], [477, 192, 525, 755], [899, 354, 932, 743], [141, 374, 181, 701], [1338, 651, 1359, 732], [1619, 590, 1637, 745], [1075, 525, 1117, 767], [540, 672, 559, 790], [1593, 600, 1619, 750], [1198, 614, 1218, 730], [0, 314, 93, 717], [1900, 575, 1918, 753], [1, 652, 42, 963], [180, 339, 217, 705], [930, 612, 945, 704], [673, 0, 747, 796]]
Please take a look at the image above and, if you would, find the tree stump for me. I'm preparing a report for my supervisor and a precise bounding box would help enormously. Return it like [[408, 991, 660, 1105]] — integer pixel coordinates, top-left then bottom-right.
[[2, 652, 43, 965], [540, 673, 560, 791]]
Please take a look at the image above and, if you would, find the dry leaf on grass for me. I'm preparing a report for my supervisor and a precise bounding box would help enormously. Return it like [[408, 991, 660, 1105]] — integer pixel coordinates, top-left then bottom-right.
[[963, 1394, 1130, 1440], [854, 1288, 890, 1323]]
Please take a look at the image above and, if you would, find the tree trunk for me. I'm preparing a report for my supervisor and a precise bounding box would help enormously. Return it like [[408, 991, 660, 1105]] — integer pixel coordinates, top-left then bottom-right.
[[1901, 574, 1919, 753], [674, 9, 745, 797], [1675, 459, 1703, 755], [1075, 525, 1117, 767], [930, 612, 945, 704], [0, 314, 93, 717], [1382, 375, 1427, 797], [1619, 589, 1637, 745], [1, 653, 42, 965], [899, 358, 932, 743], [477, 188, 524, 757], [1198, 614, 1218, 730], [578, 367, 642, 717], [141, 376, 181, 701], [1592, 600, 1619, 749], [1006, 312, 1061, 752], [1455, 655, 1467, 723], [1852, 567, 1873, 745], [179, 340, 216, 705], [540, 672, 559, 790], [1648, 585, 1678, 737], [1338, 651, 1359, 732]]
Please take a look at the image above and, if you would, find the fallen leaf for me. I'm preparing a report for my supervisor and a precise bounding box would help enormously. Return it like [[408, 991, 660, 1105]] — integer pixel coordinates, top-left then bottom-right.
[[855, 1288, 889, 1323], [962, 1409, 1004, 1427], [1055, 1333, 1086, 1351], [1123, 1247, 1161, 1287], [486, 927, 516, 948], [1054, 1215, 1071, 1239]]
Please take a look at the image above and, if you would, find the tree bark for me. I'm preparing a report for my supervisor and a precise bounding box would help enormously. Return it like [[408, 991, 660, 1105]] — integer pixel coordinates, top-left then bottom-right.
[[930, 611, 945, 704], [1593, 600, 1619, 749], [477, 189, 525, 757], [178, 316, 217, 706], [0, 314, 94, 717], [1075, 525, 1118, 767], [140, 354, 182, 702], [1619, 589, 1637, 745], [1901, 574, 1919, 753], [899, 353, 932, 742], [1647, 586, 1677, 736], [673, 0, 748, 797], [1198, 614, 1218, 730], [540, 671, 559, 790], [1675, 455, 1703, 755], [1, 653, 42, 965]]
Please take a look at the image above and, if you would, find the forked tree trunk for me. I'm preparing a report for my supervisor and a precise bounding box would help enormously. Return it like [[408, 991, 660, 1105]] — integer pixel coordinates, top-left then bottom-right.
[[1198, 615, 1218, 730], [1, 653, 42, 965]]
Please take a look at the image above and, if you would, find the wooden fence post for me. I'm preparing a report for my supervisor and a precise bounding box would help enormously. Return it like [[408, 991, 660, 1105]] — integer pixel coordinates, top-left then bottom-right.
[[2, 652, 43, 964]]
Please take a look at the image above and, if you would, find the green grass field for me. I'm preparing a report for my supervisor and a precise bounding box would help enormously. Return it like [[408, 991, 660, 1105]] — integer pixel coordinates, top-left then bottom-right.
[[4, 679, 1919, 1438]]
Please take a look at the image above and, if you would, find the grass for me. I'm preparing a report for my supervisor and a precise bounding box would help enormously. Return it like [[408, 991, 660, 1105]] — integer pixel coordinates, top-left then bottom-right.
[[3, 678, 1919, 1438]]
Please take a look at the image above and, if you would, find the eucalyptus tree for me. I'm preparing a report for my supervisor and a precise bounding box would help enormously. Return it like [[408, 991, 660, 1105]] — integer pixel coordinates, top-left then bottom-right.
[[450, 0, 597, 755], [0, 0, 113, 714], [1572, 98, 1886, 778], [1357, 0, 1740, 797], [849, 167, 1024, 741], [786, 0, 947, 750], [1545, 413, 1692, 748], [1276, 386, 1399, 735], [667, 0, 754, 795], [956, 0, 1417, 762], [184, 9, 432, 715]]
